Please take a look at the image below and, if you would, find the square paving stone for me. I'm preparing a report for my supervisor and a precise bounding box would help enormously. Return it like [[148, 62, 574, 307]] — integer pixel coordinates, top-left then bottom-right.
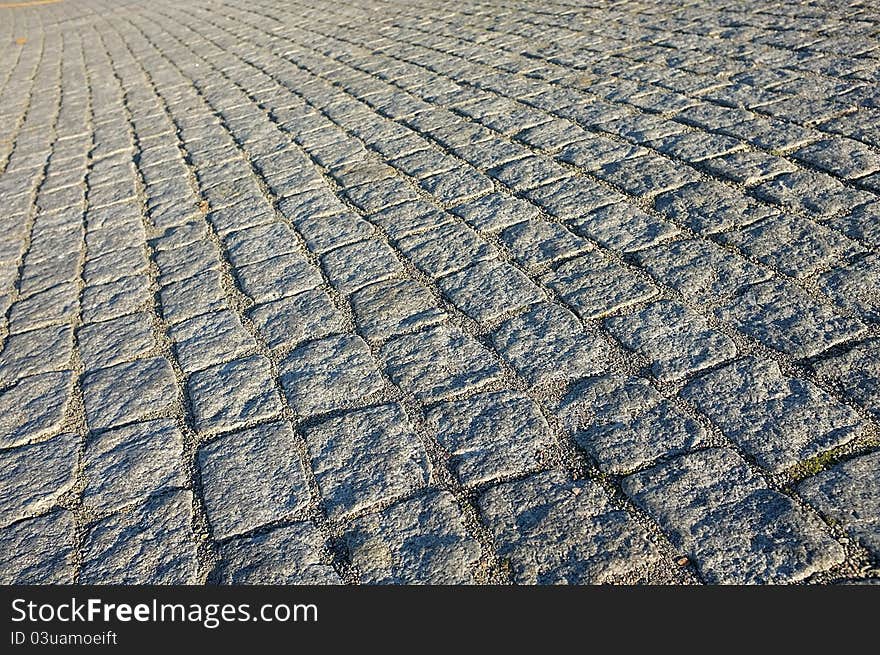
[[0, 432, 78, 527], [82, 357, 177, 431], [798, 451, 880, 558], [248, 288, 344, 352], [77, 312, 155, 371], [715, 279, 866, 358], [492, 302, 609, 385], [293, 211, 376, 255], [380, 324, 503, 402], [224, 221, 299, 266], [569, 202, 679, 253], [321, 238, 404, 294], [623, 448, 844, 584], [82, 418, 186, 515], [187, 355, 282, 433], [653, 180, 778, 235], [0, 510, 76, 584], [0, 324, 73, 386], [79, 490, 200, 584], [83, 246, 148, 285], [368, 201, 454, 240], [818, 253, 880, 323], [635, 238, 772, 306], [541, 252, 659, 320], [235, 253, 323, 303], [160, 270, 228, 324], [438, 259, 545, 324], [396, 222, 496, 278], [279, 334, 385, 417], [198, 421, 310, 540], [9, 281, 79, 333], [217, 521, 341, 584], [681, 357, 865, 472], [499, 219, 591, 269], [169, 309, 257, 373], [82, 274, 151, 323], [345, 490, 482, 584], [717, 214, 862, 278], [0, 371, 73, 449], [605, 300, 738, 381], [556, 375, 705, 474], [154, 239, 220, 285], [426, 390, 554, 487], [450, 192, 540, 233], [303, 403, 431, 521], [479, 470, 662, 584], [350, 278, 445, 343]]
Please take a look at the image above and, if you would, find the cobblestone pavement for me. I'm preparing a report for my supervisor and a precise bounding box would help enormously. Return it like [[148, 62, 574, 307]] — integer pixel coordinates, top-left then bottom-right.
[[1, 0, 879, 585]]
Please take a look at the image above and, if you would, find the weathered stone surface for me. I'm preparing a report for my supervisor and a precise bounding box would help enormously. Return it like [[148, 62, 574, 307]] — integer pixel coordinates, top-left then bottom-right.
[[682, 358, 864, 472], [569, 201, 679, 253], [0, 432, 78, 527], [160, 270, 228, 324], [188, 355, 282, 433], [279, 334, 384, 416], [199, 421, 310, 539], [799, 451, 880, 558], [716, 279, 866, 358], [0, 510, 76, 584], [541, 252, 659, 320], [0, 324, 73, 385], [492, 302, 609, 384], [623, 449, 844, 583], [217, 522, 341, 584], [381, 325, 502, 402], [480, 471, 662, 584], [812, 339, 880, 418], [0, 372, 73, 448], [303, 403, 431, 520], [82, 419, 186, 515], [426, 391, 554, 486], [83, 357, 178, 431], [321, 238, 403, 294], [451, 192, 539, 233], [78, 312, 155, 371], [236, 253, 323, 302], [350, 278, 445, 342], [438, 260, 545, 323], [397, 222, 495, 278], [248, 288, 343, 353], [557, 375, 705, 474], [499, 219, 591, 269], [169, 309, 257, 373], [80, 490, 201, 584], [606, 300, 738, 381], [345, 490, 482, 584]]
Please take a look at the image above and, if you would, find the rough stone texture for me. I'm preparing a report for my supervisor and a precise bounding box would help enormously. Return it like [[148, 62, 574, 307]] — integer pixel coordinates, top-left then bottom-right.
[[479, 471, 662, 584], [799, 451, 880, 558], [82, 357, 178, 431], [558, 375, 705, 474], [0, 371, 73, 449], [345, 490, 483, 584], [279, 334, 385, 416], [217, 522, 342, 583], [0, 433, 79, 527], [605, 300, 738, 381], [80, 490, 201, 584], [624, 449, 845, 584], [0, 511, 76, 584], [82, 419, 186, 515], [303, 404, 431, 520], [199, 421, 310, 539], [0, 0, 877, 585], [426, 391, 554, 486], [681, 358, 864, 472], [492, 302, 609, 384], [187, 355, 282, 433], [381, 325, 502, 402]]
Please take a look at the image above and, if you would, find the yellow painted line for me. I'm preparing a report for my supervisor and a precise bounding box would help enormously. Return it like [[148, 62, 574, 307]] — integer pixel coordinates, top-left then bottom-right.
[[0, 0, 63, 8]]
